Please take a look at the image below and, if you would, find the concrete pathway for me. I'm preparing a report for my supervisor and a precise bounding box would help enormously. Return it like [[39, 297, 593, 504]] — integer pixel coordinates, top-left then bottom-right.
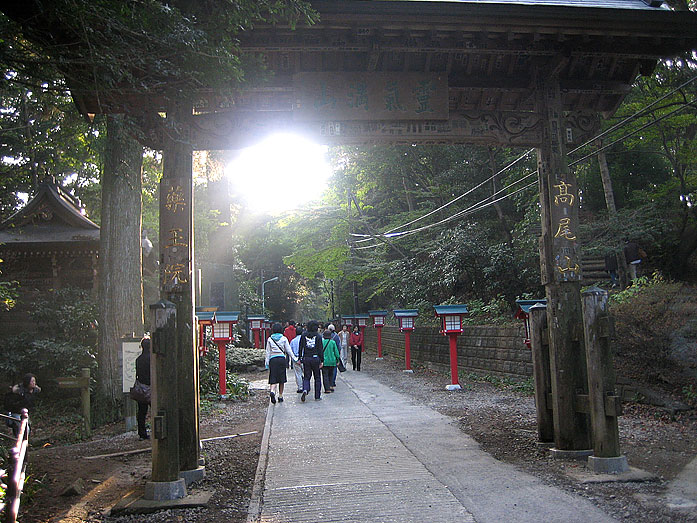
[[248, 370, 616, 523]]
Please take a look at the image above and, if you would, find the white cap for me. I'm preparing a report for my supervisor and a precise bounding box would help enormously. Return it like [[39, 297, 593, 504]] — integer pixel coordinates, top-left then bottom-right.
[[328, 324, 336, 331]]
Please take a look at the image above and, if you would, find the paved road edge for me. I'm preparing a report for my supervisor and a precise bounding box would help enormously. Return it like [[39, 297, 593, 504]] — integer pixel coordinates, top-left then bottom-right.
[[246, 398, 274, 523]]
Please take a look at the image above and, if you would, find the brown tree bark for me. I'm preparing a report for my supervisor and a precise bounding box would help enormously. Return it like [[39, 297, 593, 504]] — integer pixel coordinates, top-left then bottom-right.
[[488, 147, 513, 243], [98, 114, 144, 403]]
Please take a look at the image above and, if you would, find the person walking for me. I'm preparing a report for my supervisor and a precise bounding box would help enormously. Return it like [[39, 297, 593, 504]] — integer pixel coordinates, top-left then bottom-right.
[[135, 338, 151, 439], [338, 324, 350, 367], [327, 324, 342, 389], [265, 322, 297, 404], [321, 329, 341, 393], [350, 326, 363, 371], [283, 321, 297, 368], [289, 325, 304, 393], [298, 320, 324, 401]]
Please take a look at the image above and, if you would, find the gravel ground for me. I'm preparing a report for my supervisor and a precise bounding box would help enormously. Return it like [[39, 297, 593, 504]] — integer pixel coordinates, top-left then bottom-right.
[[359, 351, 697, 523], [19, 372, 267, 523], [17, 361, 697, 522]]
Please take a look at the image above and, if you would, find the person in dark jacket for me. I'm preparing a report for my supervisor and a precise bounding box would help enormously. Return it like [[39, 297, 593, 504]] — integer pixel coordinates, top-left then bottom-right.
[[135, 338, 151, 439], [349, 326, 363, 371], [4, 373, 41, 438], [604, 250, 618, 287], [298, 320, 324, 401]]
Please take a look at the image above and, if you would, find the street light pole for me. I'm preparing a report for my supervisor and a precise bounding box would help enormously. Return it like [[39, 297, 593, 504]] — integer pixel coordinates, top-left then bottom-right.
[[261, 276, 279, 314]]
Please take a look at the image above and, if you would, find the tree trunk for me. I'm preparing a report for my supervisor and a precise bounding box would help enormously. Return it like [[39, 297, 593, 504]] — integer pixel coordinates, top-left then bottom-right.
[[595, 140, 617, 215], [98, 114, 144, 403], [596, 140, 629, 288], [488, 147, 513, 243], [402, 176, 414, 212]]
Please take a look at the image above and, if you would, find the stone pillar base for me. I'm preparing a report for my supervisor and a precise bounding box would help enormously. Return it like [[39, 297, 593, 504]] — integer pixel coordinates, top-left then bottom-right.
[[375, 357, 384, 360], [587, 455, 629, 474], [143, 478, 187, 501], [445, 384, 461, 391], [549, 448, 593, 460], [180, 466, 206, 486], [403, 369, 414, 373]]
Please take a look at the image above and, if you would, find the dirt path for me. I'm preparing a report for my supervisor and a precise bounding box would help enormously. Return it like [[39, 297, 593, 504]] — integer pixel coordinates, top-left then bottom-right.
[[19, 381, 267, 523]]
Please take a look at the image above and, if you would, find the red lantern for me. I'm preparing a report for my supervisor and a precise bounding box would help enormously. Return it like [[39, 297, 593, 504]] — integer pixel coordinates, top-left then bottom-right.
[[434, 305, 469, 390], [195, 308, 216, 356], [393, 309, 418, 372], [514, 299, 547, 348], [212, 311, 239, 396], [248, 315, 265, 349], [369, 310, 388, 360]]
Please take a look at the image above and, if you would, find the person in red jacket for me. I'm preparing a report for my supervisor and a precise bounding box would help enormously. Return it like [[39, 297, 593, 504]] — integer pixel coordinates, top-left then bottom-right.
[[349, 326, 363, 371], [283, 321, 297, 368]]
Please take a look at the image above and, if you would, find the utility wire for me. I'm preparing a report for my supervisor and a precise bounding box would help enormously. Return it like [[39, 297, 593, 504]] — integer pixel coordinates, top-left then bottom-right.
[[352, 168, 537, 243], [354, 180, 538, 250], [351, 148, 535, 240], [351, 76, 697, 247], [567, 74, 697, 157]]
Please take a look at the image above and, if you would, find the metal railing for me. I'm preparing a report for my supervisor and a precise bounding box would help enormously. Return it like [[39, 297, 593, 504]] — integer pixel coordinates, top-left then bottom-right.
[[0, 409, 29, 523]]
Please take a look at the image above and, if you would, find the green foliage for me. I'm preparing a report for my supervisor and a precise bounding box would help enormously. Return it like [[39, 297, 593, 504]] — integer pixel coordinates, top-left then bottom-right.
[[462, 372, 533, 394], [0, 287, 97, 386], [29, 288, 98, 345], [225, 347, 265, 370], [683, 384, 697, 407]]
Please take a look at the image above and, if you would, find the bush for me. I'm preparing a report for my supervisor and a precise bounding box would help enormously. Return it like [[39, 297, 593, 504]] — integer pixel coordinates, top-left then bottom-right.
[[199, 346, 251, 400], [609, 274, 690, 392]]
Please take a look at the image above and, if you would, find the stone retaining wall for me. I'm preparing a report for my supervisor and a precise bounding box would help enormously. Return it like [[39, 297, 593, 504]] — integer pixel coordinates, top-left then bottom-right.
[[363, 324, 532, 379]]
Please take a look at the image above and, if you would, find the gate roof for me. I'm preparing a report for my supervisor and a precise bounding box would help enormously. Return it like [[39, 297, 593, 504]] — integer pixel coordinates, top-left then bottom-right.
[[72, 1, 697, 147]]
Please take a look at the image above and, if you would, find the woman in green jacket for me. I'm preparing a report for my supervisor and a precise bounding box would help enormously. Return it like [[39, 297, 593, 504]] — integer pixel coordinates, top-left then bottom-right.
[[321, 329, 341, 393]]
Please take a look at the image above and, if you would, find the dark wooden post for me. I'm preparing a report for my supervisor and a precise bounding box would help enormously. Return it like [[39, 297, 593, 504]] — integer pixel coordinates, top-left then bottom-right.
[[581, 287, 629, 473], [529, 303, 553, 445], [160, 99, 202, 482], [146, 299, 186, 499], [536, 76, 592, 453]]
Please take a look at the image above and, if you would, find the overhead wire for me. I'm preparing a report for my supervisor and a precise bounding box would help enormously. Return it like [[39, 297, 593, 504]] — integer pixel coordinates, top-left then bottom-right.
[[350, 148, 535, 241], [351, 75, 697, 249]]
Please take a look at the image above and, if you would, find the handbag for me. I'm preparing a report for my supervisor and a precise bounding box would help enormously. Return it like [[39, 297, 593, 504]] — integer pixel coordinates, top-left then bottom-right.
[[337, 359, 347, 373], [129, 380, 151, 403]]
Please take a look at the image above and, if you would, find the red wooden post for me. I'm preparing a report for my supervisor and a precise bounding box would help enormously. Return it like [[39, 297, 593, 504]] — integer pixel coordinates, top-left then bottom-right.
[[217, 340, 227, 396], [376, 327, 383, 358], [448, 332, 459, 387], [369, 310, 388, 361], [404, 330, 412, 371]]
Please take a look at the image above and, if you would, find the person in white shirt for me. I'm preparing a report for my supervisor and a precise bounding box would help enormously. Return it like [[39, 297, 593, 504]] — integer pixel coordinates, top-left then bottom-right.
[[265, 322, 297, 404], [338, 324, 350, 366], [289, 326, 304, 393]]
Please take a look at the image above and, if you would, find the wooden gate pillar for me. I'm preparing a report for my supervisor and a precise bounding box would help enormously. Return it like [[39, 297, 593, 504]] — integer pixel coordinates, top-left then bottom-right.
[[529, 303, 553, 445], [160, 100, 202, 482], [535, 77, 592, 453]]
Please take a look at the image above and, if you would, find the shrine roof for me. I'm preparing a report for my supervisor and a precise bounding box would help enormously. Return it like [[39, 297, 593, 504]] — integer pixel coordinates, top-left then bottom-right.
[[434, 304, 470, 315], [0, 182, 99, 245], [216, 311, 240, 323], [394, 309, 420, 317], [515, 299, 548, 314]]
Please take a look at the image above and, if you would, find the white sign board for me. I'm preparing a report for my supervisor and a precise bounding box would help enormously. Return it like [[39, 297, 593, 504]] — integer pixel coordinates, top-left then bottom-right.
[[122, 340, 142, 393]]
